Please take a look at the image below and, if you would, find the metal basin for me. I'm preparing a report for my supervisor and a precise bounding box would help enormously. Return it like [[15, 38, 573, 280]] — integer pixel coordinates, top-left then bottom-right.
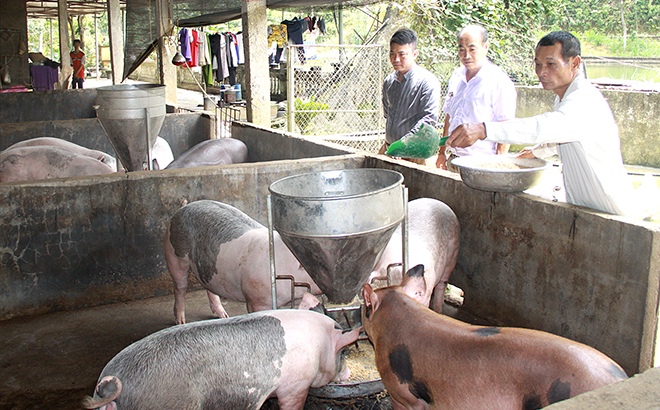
[[269, 169, 405, 304], [451, 155, 550, 193]]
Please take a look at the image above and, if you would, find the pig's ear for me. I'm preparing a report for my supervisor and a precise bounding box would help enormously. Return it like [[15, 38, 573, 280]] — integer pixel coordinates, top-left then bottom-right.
[[334, 326, 360, 352], [362, 283, 380, 319], [401, 264, 427, 304]]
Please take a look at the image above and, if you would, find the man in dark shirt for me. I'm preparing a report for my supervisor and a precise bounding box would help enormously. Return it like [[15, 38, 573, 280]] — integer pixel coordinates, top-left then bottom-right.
[[381, 28, 441, 164]]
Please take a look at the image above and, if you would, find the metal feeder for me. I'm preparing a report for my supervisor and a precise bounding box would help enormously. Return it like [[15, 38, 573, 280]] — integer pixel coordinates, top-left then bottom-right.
[[95, 84, 166, 171]]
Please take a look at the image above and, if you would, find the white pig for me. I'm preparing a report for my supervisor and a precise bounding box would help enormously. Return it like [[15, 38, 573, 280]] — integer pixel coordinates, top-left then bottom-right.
[[164, 200, 322, 324], [0, 145, 115, 183], [369, 197, 460, 312], [165, 138, 248, 169], [83, 309, 360, 410], [3, 136, 117, 171]]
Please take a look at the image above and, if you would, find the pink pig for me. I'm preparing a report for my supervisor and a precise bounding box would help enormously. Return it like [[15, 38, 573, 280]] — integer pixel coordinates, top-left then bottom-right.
[[164, 200, 322, 324]]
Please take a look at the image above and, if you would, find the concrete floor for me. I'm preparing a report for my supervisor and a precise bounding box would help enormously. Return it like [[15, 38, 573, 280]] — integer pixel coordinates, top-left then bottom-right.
[[1, 288, 658, 409], [0, 290, 246, 410], [0, 286, 486, 410]]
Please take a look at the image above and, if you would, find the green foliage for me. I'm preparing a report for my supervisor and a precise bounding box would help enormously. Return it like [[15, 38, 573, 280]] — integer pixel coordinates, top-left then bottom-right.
[[581, 29, 660, 57], [27, 14, 109, 66], [545, 0, 660, 34], [396, 0, 558, 84], [294, 97, 330, 133]]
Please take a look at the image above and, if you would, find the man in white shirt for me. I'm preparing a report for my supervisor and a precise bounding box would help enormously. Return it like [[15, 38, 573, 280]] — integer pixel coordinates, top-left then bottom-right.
[[446, 31, 634, 216], [436, 25, 516, 170]]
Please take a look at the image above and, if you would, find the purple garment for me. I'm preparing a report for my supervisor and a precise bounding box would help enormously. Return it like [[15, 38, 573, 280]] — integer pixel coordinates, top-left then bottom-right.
[[179, 28, 192, 61], [30, 65, 59, 91]]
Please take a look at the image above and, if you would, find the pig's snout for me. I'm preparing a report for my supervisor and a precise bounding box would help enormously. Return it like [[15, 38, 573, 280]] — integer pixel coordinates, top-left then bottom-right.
[[83, 376, 122, 410], [333, 360, 352, 382]]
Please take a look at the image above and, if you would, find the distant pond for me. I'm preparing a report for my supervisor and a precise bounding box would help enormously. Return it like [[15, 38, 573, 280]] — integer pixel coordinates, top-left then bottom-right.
[[584, 58, 660, 83]]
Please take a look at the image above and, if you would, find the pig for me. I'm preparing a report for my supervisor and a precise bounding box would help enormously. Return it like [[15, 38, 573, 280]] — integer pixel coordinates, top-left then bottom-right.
[[362, 264, 629, 410], [4, 136, 117, 171], [164, 200, 322, 324], [0, 145, 115, 183], [152, 136, 174, 169], [83, 309, 360, 410], [165, 138, 248, 169], [369, 197, 460, 312]]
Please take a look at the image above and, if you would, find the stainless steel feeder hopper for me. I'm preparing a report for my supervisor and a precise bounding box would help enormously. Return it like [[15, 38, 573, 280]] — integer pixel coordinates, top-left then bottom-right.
[[268, 168, 407, 402], [95, 84, 166, 171], [268, 168, 407, 316]]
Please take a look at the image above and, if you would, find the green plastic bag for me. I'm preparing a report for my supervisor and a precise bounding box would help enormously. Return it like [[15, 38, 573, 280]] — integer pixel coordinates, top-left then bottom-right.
[[386, 123, 444, 159]]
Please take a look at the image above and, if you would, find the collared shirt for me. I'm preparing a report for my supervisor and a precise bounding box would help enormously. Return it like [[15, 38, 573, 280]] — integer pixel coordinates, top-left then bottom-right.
[[444, 61, 517, 156], [383, 63, 441, 144], [484, 73, 635, 215]]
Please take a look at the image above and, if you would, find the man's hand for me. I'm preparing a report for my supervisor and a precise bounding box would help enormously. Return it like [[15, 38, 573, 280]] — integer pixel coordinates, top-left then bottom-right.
[[516, 147, 537, 159], [446, 123, 487, 148]]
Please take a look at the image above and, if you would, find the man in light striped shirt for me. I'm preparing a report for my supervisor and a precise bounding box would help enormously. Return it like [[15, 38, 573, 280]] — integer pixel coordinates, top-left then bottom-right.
[[446, 31, 635, 216]]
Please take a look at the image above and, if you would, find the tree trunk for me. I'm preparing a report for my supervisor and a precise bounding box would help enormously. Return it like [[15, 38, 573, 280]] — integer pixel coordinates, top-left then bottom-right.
[[77, 15, 86, 49], [620, 1, 627, 50], [68, 15, 75, 43]]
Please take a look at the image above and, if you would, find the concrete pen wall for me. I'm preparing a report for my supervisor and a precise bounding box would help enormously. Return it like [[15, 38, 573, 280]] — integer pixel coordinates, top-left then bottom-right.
[[0, 122, 658, 377]]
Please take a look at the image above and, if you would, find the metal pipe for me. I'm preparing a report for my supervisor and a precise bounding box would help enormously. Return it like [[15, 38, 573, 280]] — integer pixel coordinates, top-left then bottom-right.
[[268, 195, 278, 309], [144, 107, 152, 170], [287, 47, 294, 133], [402, 187, 409, 275]]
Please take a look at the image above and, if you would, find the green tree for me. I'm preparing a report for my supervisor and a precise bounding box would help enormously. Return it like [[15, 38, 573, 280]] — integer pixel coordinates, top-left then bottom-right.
[[397, 0, 559, 84]]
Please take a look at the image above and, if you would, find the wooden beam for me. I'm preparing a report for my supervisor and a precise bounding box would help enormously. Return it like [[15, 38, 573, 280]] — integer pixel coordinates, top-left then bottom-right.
[[107, 0, 123, 84], [57, 0, 72, 89]]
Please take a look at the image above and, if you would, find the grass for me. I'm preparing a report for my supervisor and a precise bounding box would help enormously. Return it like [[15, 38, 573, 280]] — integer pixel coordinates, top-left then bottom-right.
[[579, 30, 660, 58]]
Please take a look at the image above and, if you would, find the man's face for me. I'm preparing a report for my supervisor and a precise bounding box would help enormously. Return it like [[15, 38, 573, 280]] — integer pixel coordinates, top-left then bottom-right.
[[389, 42, 417, 75], [458, 30, 488, 72], [534, 43, 580, 98]]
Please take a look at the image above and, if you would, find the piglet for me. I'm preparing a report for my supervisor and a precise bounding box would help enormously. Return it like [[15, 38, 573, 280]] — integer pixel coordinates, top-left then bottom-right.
[[370, 197, 460, 312], [83, 309, 360, 410], [362, 264, 628, 410], [164, 200, 322, 324]]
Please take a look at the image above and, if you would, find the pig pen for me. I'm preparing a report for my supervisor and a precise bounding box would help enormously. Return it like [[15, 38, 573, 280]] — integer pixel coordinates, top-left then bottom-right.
[[0, 121, 659, 409]]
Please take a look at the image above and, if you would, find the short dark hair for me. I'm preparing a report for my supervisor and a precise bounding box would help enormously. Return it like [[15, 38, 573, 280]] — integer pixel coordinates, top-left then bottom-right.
[[457, 25, 488, 44], [390, 28, 417, 49], [536, 31, 581, 61], [73, 39, 81, 45]]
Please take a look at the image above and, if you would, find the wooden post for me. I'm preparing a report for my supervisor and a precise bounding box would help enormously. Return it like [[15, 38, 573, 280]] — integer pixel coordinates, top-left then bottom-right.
[[241, 0, 270, 126], [107, 0, 124, 84], [155, 0, 177, 104]]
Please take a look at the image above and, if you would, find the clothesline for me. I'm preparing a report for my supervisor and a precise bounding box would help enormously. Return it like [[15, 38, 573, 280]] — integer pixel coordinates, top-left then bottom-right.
[[177, 15, 327, 86]]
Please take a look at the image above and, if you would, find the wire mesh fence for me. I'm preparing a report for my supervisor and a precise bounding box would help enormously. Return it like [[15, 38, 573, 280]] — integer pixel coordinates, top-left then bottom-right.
[[285, 44, 385, 153]]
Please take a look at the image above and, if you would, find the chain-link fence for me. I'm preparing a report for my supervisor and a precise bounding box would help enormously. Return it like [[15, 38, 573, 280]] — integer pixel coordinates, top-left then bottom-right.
[[285, 44, 385, 153]]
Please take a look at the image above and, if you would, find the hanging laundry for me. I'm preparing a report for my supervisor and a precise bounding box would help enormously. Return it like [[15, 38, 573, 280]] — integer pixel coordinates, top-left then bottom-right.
[[186, 29, 200, 67], [281, 17, 309, 64], [225, 33, 238, 85], [267, 24, 287, 65], [235, 32, 245, 65], [198, 31, 211, 67], [178, 28, 193, 62]]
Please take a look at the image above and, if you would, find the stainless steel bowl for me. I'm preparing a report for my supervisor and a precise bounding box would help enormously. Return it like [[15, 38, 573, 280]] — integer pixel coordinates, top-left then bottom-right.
[[450, 155, 551, 192]]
